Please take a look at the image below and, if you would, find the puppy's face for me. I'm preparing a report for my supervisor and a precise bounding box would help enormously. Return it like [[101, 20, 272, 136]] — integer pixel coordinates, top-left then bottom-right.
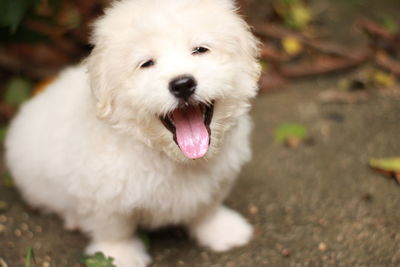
[[88, 0, 260, 162]]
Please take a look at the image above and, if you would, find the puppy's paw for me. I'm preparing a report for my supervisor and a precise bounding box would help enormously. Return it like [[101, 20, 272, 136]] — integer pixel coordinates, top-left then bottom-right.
[[190, 206, 253, 252], [85, 237, 151, 267]]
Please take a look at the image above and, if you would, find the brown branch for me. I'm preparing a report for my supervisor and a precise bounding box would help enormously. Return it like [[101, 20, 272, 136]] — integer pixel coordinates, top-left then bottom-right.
[[280, 51, 373, 78], [256, 23, 371, 59], [375, 53, 400, 76], [357, 19, 397, 41], [260, 44, 291, 62]]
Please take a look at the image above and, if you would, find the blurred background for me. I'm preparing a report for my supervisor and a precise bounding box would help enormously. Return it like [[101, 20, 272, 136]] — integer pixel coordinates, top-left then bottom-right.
[[1, 0, 400, 266]]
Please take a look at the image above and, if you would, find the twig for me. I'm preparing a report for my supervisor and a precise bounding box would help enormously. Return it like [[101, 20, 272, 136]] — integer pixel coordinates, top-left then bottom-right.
[[256, 23, 372, 59], [261, 44, 291, 62], [357, 19, 397, 41], [0, 258, 8, 267], [280, 51, 373, 78], [375, 53, 400, 76]]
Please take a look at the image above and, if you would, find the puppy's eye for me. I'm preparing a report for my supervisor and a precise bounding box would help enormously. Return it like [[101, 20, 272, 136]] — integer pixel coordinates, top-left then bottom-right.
[[140, 60, 155, 68], [192, 46, 209, 55]]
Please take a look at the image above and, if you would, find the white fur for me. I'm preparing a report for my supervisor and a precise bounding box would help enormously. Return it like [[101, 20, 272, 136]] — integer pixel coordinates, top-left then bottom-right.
[[5, 0, 260, 266], [190, 206, 254, 252]]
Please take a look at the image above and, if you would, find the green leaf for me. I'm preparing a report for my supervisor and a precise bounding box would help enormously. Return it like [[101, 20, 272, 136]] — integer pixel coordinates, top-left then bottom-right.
[[25, 248, 31, 267], [369, 157, 400, 172], [371, 70, 395, 88], [275, 123, 307, 143], [380, 16, 398, 34], [0, 0, 40, 33], [282, 36, 303, 56], [82, 252, 117, 267], [285, 4, 313, 30], [274, 0, 313, 30], [25, 248, 37, 267], [4, 77, 33, 107]]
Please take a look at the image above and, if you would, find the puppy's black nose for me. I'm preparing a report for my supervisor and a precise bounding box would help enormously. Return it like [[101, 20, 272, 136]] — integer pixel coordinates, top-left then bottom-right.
[[169, 75, 197, 100]]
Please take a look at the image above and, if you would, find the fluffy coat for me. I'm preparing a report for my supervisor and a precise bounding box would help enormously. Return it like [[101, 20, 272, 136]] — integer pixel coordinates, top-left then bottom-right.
[[5, 0, 261, 266]]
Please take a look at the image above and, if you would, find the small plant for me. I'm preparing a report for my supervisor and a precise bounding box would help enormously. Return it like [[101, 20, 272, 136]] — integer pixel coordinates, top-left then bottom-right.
[[275, 123, 308, 147], [0, 0, 41, 33], [82, 252, 117, 267], [25, 248, 37, 267]]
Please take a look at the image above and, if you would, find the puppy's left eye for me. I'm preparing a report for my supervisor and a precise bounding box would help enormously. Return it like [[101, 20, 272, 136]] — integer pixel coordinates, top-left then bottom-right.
[[192, 46, 209, 55], [140, 59, 155, 68]]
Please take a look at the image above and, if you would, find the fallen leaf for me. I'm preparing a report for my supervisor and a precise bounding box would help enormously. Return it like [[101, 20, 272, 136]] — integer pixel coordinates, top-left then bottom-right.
[[369, 157, 400, 182], [282, 36, 303, 56], [275, 123, 307, 145], [371, 70, 395, 88], [370, 158, 400, 172], [286, 3, 313, 30], [256, 23, 372, 59], [274, 0, 313, 30]]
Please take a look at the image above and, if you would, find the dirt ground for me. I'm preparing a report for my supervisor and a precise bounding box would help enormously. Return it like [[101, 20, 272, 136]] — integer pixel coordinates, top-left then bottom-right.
[[1, 0, 400, 266]]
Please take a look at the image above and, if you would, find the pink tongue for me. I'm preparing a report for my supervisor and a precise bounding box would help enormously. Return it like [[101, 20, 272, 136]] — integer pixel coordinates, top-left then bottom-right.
[[172, 105, 209, 159]]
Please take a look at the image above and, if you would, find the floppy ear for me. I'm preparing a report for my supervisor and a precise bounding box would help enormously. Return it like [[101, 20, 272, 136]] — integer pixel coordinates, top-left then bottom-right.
[[86, 4, 126, 120], [86, 45, 115, 120], [237, 18, 262, 85]]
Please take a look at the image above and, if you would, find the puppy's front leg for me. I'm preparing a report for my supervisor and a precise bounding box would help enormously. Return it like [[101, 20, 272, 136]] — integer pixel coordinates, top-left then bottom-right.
[[82, 213, 151, 267], [189, 206, 253, 252]]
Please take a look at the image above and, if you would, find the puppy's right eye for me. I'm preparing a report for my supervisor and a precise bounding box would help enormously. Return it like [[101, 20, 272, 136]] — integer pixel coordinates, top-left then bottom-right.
[[140, 60, 155, 68], [192, 46, 210, 55]]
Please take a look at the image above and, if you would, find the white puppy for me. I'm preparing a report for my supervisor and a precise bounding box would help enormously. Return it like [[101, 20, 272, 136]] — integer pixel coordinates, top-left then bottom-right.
[[5, 0, 260, 266]]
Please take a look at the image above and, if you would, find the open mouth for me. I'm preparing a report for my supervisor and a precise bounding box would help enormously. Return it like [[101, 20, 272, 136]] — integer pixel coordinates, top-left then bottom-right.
[[160, 101, 214, 159]]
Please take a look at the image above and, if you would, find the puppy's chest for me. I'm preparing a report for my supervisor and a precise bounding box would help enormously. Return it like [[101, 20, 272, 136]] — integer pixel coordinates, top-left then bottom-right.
[[129, 171, 231, 228]]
